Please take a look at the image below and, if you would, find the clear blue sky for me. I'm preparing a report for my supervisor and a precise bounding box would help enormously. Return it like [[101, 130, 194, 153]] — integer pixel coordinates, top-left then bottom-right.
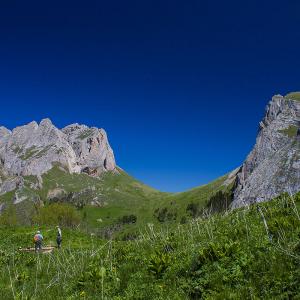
[[0, 0, 299, 192]]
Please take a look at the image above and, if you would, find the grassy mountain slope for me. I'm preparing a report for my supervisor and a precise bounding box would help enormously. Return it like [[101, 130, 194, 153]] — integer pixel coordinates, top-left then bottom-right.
[[0, 193, 299, 299], [0, 166, 233, 237]]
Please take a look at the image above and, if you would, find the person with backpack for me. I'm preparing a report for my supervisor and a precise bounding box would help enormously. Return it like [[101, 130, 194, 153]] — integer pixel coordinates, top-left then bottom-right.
[[34, 230, 43, 252], [56, 226, 62, 248]]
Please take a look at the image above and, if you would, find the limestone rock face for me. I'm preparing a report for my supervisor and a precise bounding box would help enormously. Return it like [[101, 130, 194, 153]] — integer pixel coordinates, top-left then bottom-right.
[[232, 94, 300, 207], [0, 126, 11, 156], [0, 177, 24, 195], [0, 119, 116, 179], [62, 124, 116, 175]]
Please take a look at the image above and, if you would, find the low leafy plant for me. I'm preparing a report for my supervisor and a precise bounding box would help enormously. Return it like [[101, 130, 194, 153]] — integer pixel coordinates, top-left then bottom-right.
[[148, 250, 171, 278]]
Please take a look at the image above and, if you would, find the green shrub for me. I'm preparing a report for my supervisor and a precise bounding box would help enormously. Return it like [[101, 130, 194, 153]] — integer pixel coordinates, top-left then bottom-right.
[[206, 190, 233, 213], [186, 202, 200, 218], [118, 214, 137, 224], [154, 207, 177, 222], [0, 203, 17, 227], [148, 250, 171, 278], [33, 203, 81, 227]]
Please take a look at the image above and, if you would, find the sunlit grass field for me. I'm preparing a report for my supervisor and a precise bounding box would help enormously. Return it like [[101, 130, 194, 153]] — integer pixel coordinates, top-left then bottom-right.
[[0, 193, 299, 299]]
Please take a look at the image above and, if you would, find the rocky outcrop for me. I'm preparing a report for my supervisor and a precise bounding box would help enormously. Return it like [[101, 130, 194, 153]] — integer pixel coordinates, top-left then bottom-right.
[[0, 119, 79, 176], [0, 177, 24, 195], [0, 119, 116, 179], [232, 94, 300, 207], [0, 127, 11, 161], [62, 124, 116, 175]]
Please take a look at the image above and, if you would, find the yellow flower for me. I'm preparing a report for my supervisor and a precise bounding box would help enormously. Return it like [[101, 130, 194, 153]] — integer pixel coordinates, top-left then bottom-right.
[[80, 291, 86, 297]]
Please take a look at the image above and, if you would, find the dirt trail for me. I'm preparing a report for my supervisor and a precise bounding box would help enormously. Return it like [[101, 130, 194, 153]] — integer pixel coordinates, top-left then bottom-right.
[[19, 246, 56, 254]]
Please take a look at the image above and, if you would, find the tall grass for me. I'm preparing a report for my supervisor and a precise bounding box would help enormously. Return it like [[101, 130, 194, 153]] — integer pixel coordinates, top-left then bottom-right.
[[0, 193, 299, 299]]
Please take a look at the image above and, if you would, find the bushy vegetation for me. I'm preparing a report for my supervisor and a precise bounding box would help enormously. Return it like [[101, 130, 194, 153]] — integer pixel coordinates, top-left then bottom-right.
[[185, 189, 232, 218], [205, 190, 233, 213], [0, 193, 299, 299], [118, 214, 137, 225], [279, 125, 299, 138], [285, 92, 300, 101], [154, 207, 177, 222], [33, 203, 81, 228], [0, 203, 17, 227]]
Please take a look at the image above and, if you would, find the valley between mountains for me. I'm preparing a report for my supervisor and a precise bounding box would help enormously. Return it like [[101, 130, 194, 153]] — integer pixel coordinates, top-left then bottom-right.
[[0, 93, 299, 299], [0, 92, 300, 238]]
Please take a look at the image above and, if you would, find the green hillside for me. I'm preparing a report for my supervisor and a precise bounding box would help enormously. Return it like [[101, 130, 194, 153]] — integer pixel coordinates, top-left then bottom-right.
[[0, 167, 233, 238], [0, 192, 299, 299]]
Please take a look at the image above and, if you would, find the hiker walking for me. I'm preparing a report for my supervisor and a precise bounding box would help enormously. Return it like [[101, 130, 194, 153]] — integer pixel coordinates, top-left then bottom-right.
[[34, 231, 43, 252], [56, 226, 62, 248]]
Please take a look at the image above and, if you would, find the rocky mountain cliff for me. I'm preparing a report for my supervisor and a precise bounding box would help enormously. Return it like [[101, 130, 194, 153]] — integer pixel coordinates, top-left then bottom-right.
[[0, 92, 300, 213], [232, 93, 300, 207], [0, 119, 116, 195]]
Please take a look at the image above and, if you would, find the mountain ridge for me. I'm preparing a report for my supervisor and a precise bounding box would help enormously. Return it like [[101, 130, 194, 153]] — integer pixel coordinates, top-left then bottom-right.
[[0, 119, 116, 196], [232, 93, 300, 207], [0, 92, 300, 226]]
